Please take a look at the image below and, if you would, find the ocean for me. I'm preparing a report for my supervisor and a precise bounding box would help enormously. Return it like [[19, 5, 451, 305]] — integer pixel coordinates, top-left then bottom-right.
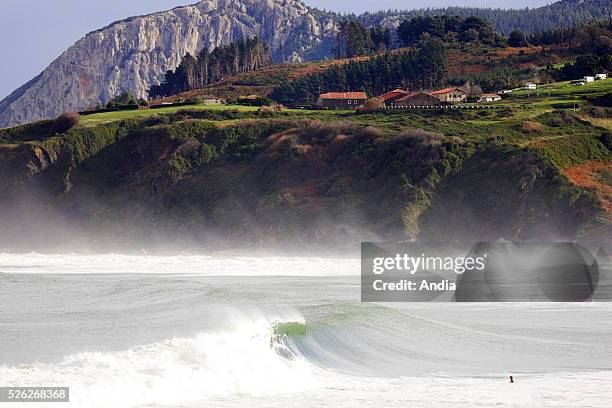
[[1, 253, 611, 407]]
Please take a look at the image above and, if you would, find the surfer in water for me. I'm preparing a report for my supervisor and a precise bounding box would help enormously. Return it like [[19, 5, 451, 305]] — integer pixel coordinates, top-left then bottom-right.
[[510, 376, 514, 383]]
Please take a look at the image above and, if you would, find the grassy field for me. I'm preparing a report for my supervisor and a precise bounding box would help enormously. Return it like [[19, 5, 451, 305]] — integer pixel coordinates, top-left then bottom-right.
[[79, 77, 612, 125], [448, 78, 612, 123], [512, 78, 611, 97], [78, 103, 361, 126], [508, 78, 612, 105], [80, 104, 261, 126]]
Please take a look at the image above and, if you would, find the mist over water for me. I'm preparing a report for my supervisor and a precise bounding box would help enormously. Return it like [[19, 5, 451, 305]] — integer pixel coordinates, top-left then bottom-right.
[[0, 253, 359, 275], [1, 254, 611, 408]]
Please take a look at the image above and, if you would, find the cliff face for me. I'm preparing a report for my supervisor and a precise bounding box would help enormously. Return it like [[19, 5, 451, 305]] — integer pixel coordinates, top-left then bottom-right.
[[0, 111, 607, 253], [0, 0, 336, 127]]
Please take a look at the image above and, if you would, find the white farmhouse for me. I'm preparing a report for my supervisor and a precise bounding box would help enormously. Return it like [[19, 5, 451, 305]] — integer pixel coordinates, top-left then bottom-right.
[[525, 83, 537, 90], [583, 76, 595, 83], [479, 93, 502, 102], [199, 95, 223, 105], [595, 73, 608, 80]]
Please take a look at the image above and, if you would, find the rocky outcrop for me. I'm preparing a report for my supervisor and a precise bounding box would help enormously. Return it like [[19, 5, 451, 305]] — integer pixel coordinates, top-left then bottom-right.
[[0, 0, 337, 127]]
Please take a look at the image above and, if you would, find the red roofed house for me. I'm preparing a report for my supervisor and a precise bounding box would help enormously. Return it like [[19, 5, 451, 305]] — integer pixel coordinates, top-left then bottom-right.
[[431, 87, 468, 103], [394, 92, 443, 107], [317, 92, 368, 109], [380, 89, 410, 107]]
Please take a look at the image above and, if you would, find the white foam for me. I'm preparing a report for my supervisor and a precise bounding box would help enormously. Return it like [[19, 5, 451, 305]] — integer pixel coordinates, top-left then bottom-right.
[[0, 314, 317, 408], [0, 253, 359, 276], [3, 332, 611, 408]]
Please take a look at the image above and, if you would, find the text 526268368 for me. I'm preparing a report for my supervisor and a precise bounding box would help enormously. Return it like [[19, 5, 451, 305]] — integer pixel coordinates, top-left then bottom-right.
[[0, 387, 69, 402]]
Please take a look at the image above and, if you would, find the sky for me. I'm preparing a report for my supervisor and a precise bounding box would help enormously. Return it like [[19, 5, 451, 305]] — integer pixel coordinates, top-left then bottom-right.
[[0, 0, 552, 100]]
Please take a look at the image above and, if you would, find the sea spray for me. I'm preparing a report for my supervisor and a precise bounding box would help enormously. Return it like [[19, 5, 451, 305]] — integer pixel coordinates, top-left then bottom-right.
[[0, 317, 316, 407]]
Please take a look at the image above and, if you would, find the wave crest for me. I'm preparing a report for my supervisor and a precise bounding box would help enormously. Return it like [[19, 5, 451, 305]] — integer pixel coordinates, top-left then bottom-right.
[[1, 315, 316, 407]]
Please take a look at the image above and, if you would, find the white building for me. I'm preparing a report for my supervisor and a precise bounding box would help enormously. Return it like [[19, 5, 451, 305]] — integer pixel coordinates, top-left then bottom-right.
[[479, 93, 502, 102], [525, 83, 537, 90], [199, 95, 223, 104], [584, 76, 595, 83], [595, 73, 608, 80]]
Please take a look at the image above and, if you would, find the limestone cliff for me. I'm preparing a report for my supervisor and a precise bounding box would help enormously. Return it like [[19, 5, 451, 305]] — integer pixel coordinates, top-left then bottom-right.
[[0, 0, 336, 127]]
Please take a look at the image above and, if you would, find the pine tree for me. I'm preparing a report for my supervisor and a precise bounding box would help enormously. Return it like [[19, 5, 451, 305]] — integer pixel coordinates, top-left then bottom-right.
[[148, 37, 272, 98], [508, 30, 528, 47]]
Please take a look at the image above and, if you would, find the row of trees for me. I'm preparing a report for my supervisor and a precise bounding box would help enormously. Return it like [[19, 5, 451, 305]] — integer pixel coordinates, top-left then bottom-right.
[[529, 19, 612, 53], [334, 21, 392, 58], [334, 15, 507, 59], [271, 38, 447, 106], [547, 55, 612, 82], [397, 15, 507, 47], [334, 16, 612, 57], [540, 20, 612, 82], [502, 19, 612, 51], [333, 14, 524, 60], [149, 37, 272, 98], [105, 90, 147, 108], [329, 15, 610, 61], [455, 64, 537, 93]]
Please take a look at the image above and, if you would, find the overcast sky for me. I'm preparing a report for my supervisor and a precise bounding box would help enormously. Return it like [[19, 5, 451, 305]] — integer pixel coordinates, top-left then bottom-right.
[[0, 0, 552, 100]]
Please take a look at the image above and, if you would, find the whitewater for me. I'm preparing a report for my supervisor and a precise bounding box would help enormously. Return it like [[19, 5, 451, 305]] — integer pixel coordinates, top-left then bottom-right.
[[1, 253, 611, 408]]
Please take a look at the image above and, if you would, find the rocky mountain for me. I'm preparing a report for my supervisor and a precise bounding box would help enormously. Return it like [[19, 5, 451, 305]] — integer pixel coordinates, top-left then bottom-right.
[[0, 0, 337, 128], [1, 0, 609, 128]]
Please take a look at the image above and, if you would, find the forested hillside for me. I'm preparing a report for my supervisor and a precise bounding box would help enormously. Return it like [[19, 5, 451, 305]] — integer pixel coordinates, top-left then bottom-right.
[[529, 18, 612, 47], [396, 16, 506, 47], [271, 38, 448, 106], [149, 37, 272, 99], [350, 0, 612, 35], [270, 18, 612, 105]]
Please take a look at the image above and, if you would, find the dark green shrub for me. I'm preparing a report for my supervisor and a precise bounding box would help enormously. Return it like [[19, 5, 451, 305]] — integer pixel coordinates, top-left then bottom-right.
[[143, 115, 171, 127], [52, 112, 80, 134], [196, 144, 216, 164], [600, 131, 612, 150], [0, 119, 55, 143], [166, 156, 192, 180], [235, 96, 273, 106], [590, 92, 612, 107]]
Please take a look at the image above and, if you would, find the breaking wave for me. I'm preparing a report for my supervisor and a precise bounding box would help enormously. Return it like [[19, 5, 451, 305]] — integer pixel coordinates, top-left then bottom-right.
[[0, 314, 317, 407], [3, 304, 612, 408]]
